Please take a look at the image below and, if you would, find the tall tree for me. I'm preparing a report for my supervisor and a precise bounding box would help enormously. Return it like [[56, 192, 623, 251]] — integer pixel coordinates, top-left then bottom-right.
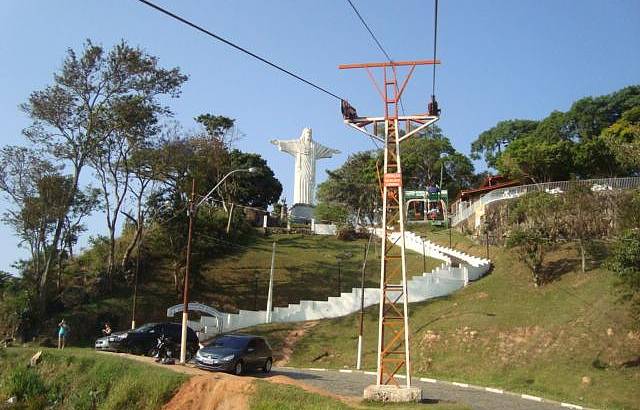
[[402, 128, 475, 198], [89, 96, 161, 283], [20, 40, 186, 303], [470, 119, 538, 169], [496, 112, 575, 182]]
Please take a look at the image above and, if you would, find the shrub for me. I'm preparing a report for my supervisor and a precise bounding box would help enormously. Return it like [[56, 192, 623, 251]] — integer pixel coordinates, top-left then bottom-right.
[[607, 229, 640, 323]]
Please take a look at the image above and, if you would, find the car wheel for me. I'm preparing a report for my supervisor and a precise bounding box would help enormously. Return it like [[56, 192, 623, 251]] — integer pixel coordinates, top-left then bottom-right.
[[234, 360, 244, 376], [263, 358, 272, 373]]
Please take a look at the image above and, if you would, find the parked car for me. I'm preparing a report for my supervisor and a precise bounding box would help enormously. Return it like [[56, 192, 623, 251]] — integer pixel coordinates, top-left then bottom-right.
[[106, 322, 199, 359], [195, 334, 273, 375], [94, 336, 113, 351]]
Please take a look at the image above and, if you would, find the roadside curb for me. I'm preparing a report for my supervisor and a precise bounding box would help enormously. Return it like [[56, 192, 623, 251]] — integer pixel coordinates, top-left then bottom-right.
[[277, 366, 592, 410]]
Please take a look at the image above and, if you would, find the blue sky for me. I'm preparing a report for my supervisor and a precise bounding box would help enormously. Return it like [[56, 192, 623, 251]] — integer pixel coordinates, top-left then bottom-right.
[[1, 0, 639, 273]]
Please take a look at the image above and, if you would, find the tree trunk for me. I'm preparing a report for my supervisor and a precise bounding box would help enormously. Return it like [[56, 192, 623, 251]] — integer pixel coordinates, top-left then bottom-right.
[[40, 168, 81, 313], [579, 240, 586, 273], [121, 226, 143, 273]]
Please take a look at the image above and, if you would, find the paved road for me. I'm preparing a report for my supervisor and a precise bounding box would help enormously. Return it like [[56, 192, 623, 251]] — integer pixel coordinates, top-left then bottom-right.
[[258, 367, 576, 410]]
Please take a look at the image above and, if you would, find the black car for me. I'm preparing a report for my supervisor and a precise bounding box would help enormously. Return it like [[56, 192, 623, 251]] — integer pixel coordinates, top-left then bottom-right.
[[107, 322, 199, 358], [195, 334, 273, 375]]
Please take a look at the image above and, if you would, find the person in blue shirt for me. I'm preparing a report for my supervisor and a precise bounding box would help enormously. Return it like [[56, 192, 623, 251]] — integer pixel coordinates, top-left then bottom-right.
[[57, 319, 69, 349]]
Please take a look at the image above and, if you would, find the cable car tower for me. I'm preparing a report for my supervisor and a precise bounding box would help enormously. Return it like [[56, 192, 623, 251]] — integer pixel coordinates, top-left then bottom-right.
[[339, 60, 440, 394]]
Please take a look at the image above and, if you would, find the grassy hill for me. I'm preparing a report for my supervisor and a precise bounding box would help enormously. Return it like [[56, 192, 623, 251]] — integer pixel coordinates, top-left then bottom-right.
[[63, 231, 441, 344], [0, 347, 468, 409], [0, 347, 185, 409], [248, 226, 640, 410]]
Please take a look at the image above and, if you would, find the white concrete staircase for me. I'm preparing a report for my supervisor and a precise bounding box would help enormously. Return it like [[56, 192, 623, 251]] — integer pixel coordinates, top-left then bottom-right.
[[191, 230, 491, 335]]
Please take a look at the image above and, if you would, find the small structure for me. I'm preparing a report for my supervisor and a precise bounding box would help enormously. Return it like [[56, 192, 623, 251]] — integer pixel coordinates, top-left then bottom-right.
[[405, 188, 449, 225], [451, 175, 520, 216]]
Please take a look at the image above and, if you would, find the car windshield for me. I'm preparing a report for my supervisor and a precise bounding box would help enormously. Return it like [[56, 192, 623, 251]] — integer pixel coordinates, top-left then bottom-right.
[[132, 323, 157, 333], [207, 336, 249, 349]]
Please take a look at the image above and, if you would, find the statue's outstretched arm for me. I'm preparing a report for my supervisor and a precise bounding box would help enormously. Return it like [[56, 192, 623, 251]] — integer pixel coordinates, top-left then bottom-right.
[[314, 142, 341, 159], [270, 139, 299, 156]]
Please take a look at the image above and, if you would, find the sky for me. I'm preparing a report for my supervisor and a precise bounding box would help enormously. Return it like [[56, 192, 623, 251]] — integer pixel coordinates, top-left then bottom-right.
[[0, 0, 639, 273]]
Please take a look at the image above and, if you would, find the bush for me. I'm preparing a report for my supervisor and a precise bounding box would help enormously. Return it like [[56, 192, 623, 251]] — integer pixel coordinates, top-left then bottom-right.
[[336, 225, 357, 241], [607, 229, 640, 323]]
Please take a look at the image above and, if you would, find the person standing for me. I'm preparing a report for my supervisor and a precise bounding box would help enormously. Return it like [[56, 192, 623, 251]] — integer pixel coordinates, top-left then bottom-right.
[[57, 319, 69, 349]]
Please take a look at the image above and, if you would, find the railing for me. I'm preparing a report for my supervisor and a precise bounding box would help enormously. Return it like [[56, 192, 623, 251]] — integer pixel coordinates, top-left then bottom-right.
[[452, 176, 640, 226]]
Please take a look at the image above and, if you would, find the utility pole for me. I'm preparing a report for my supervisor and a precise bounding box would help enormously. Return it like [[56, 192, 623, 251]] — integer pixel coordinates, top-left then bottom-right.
[[131, 233, 142, 330], [337, 259, 342, 295], [265, 241, 276, 323], [448, 216, 452, 248], [178, 167, 257, 363], [340, 59, 440, 390], [357, 232, 373, 370], [180, 178, 196, 364], [226, 203, 235, 234], [254, 271, 258, 311]]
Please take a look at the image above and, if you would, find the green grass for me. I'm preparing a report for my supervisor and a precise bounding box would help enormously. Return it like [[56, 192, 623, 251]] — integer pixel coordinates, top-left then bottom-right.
[[248, 227, 640, 410], [58, 230, 441, 346], [0, 347, 185, 409], [77, 231, 440, 325], [249, 380, 469, 410]]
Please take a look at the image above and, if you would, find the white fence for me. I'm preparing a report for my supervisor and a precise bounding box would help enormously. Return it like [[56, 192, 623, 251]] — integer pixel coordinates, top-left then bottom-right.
[[179, 229, 491, 337], [452, 176, 640, 227]]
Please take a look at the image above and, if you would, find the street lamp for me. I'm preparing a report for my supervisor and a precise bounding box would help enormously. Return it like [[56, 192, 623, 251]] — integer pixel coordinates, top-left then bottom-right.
[[179, 167, 257, 364]]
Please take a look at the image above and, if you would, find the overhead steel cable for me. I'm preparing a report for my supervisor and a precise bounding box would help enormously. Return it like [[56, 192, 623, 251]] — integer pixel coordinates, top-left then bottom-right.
[[344, 0, 406, 116], [431, 0, 439, 97], [345, 0, 393, 63], [135, 0, 344, 101]]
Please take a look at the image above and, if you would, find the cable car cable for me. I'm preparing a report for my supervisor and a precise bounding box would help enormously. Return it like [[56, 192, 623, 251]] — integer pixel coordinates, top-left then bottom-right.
[[135, 0, 345, 101]]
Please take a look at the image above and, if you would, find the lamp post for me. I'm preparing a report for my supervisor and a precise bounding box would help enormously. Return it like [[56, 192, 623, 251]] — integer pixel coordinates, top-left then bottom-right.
[[179, 167, 257, 364]]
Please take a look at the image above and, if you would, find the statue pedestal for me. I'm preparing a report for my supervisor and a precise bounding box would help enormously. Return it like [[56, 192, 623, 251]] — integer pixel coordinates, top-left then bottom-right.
[[289, 203, 314, 223]]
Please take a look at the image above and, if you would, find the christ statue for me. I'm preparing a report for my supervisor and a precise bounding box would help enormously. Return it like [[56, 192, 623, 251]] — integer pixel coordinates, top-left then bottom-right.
[[271, 128, 340, 205]]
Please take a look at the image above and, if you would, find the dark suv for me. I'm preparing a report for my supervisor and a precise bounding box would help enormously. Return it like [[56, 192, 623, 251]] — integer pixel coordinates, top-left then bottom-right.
[[195, 334, 273, 375], [107, 322, 199, 358]]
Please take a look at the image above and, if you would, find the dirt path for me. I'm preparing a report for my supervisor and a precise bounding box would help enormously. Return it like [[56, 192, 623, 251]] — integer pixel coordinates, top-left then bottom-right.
[[99, 351, 356, 409], [275, 320, 318, 366]]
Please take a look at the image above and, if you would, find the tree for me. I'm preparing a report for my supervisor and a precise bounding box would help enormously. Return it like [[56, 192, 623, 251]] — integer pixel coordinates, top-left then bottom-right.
[[119, 145, 160, 273], [567, 85, 640, 141], [470, 119, 538, 168], [561, 186, 607, 273], [607, 229, 640, 323], [0, 147, 98, 300], [506, 192, 562, 286], [89, 96, 162, 284], [314, 202, 349, 225], [402, 127, 475, 198], [496, 113, 575, 182], [20, 39, 187, 306], [601, 107, 640, 176], [225, 150, 282, 209], [317, 151, 380, 226], [617, 190, 640, 231]]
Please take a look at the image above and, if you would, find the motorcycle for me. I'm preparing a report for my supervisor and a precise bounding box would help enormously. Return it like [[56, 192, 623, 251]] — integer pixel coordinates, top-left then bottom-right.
[[153, 334, 176, 365]]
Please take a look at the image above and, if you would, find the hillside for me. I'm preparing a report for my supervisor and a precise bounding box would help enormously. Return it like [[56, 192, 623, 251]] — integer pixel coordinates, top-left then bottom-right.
[[248, 227, 640, 410], [64, 231, 441, 344]]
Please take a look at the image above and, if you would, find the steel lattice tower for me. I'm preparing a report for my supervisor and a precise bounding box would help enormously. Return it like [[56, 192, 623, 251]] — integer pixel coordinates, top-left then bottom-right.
[[339, 59, 440, 387]]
